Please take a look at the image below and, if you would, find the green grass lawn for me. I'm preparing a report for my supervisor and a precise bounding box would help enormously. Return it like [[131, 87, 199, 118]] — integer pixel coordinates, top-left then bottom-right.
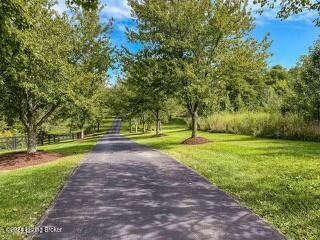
[[0, 118, 114, 240], [122, 119, 320, 240]]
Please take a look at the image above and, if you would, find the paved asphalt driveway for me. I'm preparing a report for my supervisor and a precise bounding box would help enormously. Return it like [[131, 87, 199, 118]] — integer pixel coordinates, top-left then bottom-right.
[[33, 118, 285, 240]]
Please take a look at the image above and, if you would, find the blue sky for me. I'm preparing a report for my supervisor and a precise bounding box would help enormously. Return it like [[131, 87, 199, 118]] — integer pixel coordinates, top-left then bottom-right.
[[55, 0, 319, 70]]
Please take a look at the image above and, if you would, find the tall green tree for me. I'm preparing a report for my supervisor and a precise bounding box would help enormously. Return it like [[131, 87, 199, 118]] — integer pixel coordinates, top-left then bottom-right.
[[108, 79, 143, 133], [288, 39, 320, 121], [128, 0, 269, 139], [0, 0, 97, 74], [263, 65, 291, 110], [122, 50, 175, 135], [215, 35, 270, 112], [0, 0, 75, 153], [68, 5, 113, 138]]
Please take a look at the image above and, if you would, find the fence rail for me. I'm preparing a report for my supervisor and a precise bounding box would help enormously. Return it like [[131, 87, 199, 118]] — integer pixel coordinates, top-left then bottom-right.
[[0, 132, 83, 150], [0, 136, 26, 150]]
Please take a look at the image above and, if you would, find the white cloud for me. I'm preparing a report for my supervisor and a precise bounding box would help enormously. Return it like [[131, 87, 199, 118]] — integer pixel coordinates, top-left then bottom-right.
[[101, 0, 131, 20], [117, 24, 127, 32], [53, 0, 68, 14], [286, 11, 318, 23], [53, 0, 132, 20]]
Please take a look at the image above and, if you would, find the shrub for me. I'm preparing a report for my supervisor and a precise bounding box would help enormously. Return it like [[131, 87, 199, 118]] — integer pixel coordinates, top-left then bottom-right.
[[188, 112, 320, 141]]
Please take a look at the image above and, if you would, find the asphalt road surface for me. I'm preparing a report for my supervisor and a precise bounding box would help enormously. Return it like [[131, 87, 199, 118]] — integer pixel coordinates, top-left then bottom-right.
[[33, 118, 285, 240]]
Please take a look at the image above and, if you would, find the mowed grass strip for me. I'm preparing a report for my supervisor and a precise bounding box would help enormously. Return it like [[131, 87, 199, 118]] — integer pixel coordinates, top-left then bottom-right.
[[0, 118, 114, 240], [122, 119, 320, 240]]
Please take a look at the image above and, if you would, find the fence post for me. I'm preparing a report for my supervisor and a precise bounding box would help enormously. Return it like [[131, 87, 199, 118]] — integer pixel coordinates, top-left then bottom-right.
[[41, 132, 44, 145], [13, 136, 17, 149]]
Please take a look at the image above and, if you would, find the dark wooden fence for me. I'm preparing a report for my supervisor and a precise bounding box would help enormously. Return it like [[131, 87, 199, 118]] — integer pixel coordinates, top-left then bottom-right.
[[0, 136, 26, 150], [0, 132, 82, 150]]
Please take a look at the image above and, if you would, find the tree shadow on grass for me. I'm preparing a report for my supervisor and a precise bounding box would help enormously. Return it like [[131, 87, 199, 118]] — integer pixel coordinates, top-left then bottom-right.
[[218, 135, 262, 142], [215, 176, 319, 239], [120, 136, 181, 152], [41, 135, 103, 156], [242, 145, 320, 159], [46, 144, 98, 156], [123, 129, 187, 140]]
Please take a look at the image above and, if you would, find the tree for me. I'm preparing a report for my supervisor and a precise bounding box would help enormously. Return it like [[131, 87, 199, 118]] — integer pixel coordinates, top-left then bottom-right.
[[0, 0, 97, 73], [68, 5, 113, 139], [215, 35, 270, 112], [0, 0, 75, 153], [164, 98, 185, 121], [67, 0, 99, 9], [266, 65, 290, 95], [90, 87, 110, 132], [108, 79, 143, 133], [254, 0, 320, 26], [0, 0, 27, 89], [261, 65, 291, 112], [288, 39, 320, 121], [122, 50, 175, 136], [128, 0, 269, 139]]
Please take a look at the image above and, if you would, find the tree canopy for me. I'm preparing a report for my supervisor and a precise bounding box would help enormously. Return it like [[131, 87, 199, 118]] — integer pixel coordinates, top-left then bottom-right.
[[67, 5, 114, 138]]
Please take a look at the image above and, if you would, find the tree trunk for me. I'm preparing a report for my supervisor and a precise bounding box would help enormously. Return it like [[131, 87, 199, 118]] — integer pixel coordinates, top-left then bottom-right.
[[129, 119, 133, 133], [156, 120, 161, 136], [142, 115, 146, 134], [317, 99, 320, 126], [191, 111, 198, 138], [81, 128, 85, 139], [26, 125, 37, 154], [135, 123, 138, 133], [156, 109, 161, 136], [80, 118, 86, 139], [143, 122, 146, 133]]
